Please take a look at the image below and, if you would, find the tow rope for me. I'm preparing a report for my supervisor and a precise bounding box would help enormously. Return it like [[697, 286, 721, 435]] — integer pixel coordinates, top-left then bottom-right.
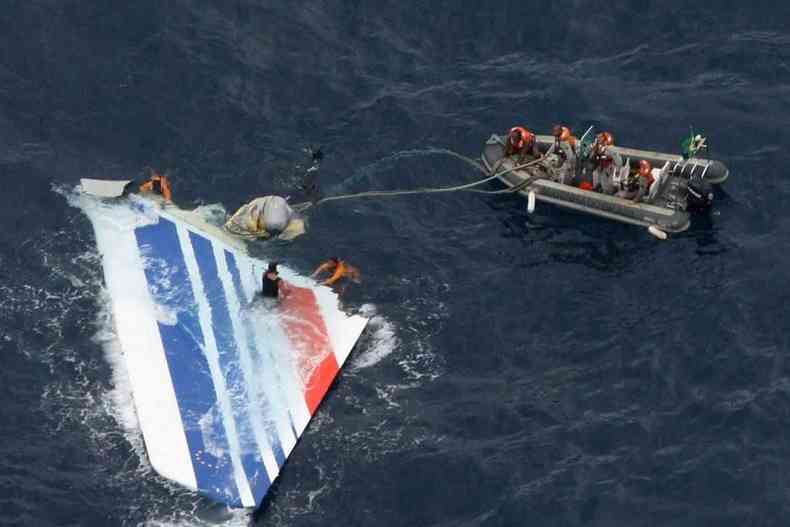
[[292, 152, 550, 212]]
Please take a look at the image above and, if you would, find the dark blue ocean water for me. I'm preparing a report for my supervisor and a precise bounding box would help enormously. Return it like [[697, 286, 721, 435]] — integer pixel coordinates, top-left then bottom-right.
[[2, 2, 790, 526]]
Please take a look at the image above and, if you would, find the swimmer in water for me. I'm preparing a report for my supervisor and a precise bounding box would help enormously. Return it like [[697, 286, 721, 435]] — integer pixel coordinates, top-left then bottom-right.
[[311, 257, 360, 286]]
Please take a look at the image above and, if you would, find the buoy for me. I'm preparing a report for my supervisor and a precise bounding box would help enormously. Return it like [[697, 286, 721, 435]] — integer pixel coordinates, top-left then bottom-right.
[[648, 225, 667, 240], [527, 191, 536, 214]]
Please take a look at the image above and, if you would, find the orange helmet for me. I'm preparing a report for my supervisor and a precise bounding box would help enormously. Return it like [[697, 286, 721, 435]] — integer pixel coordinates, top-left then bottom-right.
[[597, 131, 614, 147], [638, 159, 652, 175]]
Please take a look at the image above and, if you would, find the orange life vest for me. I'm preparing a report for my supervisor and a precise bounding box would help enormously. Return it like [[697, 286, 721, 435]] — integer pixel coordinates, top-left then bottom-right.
[[508, 126, 534, 151]]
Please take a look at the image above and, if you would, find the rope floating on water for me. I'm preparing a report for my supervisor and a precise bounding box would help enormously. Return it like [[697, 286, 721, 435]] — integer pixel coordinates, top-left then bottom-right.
[[293, 152, 549, 212]]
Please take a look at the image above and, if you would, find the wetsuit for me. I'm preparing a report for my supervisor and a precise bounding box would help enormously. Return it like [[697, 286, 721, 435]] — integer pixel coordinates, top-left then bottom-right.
[[261, 273, 280, 298]]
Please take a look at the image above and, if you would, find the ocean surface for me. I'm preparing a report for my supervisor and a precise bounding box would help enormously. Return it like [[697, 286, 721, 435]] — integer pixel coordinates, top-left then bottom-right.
[[2, 2, 790, 526]]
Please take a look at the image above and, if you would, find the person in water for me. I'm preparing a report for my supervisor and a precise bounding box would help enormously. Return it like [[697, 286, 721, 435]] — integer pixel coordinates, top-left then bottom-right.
[[138, 167, 173, 202], [311, 257, 360, 286], [504, 126, 540, 163], [261, 262, 291, 299], [307, 145, 323, 163], [298, 146, 323, 204]]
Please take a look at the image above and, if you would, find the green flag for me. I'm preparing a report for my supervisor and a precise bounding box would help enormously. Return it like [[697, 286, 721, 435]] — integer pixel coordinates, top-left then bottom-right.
[[681, 127, 707, 159]]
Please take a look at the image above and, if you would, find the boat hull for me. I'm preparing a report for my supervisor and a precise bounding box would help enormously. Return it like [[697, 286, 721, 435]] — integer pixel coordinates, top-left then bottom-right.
[[482, 136, 693, 233]]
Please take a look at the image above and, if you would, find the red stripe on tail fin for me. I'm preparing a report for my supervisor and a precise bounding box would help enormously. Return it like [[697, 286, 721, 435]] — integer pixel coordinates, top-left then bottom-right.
[[280, 286, 339, 414]]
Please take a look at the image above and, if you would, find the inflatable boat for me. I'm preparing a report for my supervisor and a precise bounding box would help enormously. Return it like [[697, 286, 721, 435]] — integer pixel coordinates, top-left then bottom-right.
[[481, 134, 729, 235]]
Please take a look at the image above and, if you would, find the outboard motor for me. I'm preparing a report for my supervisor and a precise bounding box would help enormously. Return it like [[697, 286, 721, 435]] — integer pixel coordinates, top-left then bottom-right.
[[686, 177, 714, 211]]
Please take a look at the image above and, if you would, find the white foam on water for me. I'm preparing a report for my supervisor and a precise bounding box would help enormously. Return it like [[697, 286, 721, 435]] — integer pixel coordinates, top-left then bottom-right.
[[190, 203, 229, 226], [347, 298, 444, 385], [350, 304, 399, 371], [140, 508, 253, 527]]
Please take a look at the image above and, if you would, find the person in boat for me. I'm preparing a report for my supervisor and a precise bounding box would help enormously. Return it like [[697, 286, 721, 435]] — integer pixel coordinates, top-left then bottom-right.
[[545, 125, 578, 157], [616, 159, 652, 201], [631, 159, 655, 203], [261, 261, 291, 299], [224, 195, 306, 240], [589, 131, 624, 195], [504, 126, 540, 163], [575, 131, 610, 191], [138, 167, 173, 202], [311, 256, 361, 286], [546, 125, 578, 185]]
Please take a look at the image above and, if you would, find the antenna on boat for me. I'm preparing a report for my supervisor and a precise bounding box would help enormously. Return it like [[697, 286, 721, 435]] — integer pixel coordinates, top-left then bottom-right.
[[578, 126, 595, 157], [578, 125, 594, 144]]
